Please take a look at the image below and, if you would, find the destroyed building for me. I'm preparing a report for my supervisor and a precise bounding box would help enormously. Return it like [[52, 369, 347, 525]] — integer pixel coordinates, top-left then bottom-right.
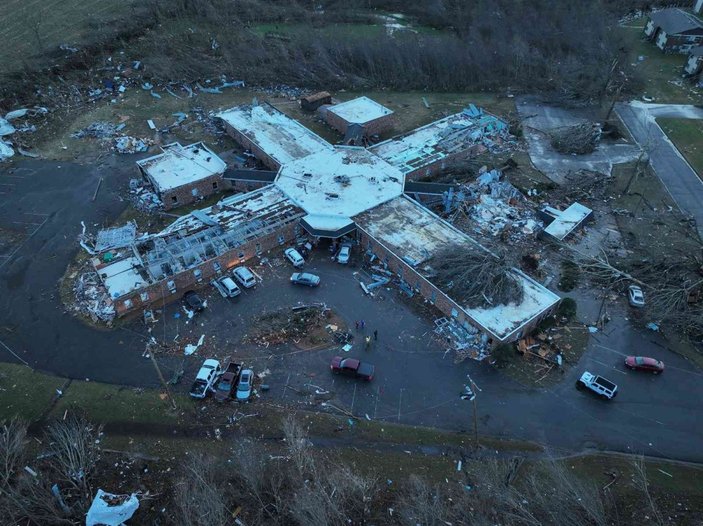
[[369, 104, 511, 180], [136, 142, 226, 210], [89, 98, 557, 349], [324, 96, 395, 137], [644, 8, 703, 53]]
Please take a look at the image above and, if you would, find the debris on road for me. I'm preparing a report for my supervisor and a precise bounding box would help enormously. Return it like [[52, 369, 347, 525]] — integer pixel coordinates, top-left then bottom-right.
[[548, 122, 602, 155]]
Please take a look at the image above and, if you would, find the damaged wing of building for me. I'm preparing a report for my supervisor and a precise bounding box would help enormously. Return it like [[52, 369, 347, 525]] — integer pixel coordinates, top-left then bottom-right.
[[88, 98, 558, 354]]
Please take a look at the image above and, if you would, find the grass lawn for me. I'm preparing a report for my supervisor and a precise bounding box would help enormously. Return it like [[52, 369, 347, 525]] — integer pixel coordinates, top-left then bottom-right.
[[657, 118, 703, 177], [0, 0, 139, 73], [0, 363, 65, 421], [618, 24, 702, 104]]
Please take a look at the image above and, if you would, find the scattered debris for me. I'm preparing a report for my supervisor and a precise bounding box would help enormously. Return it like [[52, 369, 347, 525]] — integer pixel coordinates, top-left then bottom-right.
[[114, 136, 151, 154], [72, 121, 125, 139], [72, 270, 116, 323], [184, 335, 206, 356], [434, 317, 490, 362]]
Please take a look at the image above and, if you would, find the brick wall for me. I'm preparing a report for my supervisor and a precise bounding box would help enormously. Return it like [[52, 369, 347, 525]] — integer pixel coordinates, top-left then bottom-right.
[[158, 173, 225, 210], [325, 112, 395, 137], [357, 227, 554, 345], [113, 221, 299, 317], [223, 124, 282, 171], [403, 145, 484, 181]]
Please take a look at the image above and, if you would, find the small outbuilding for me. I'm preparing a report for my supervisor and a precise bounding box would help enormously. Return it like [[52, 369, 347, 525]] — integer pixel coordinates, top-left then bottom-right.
[[325, 97, 395, 137], [300, 91, 332, 111], [136, 142, 226, 210], [538, 202, 594, 242], [644, 8, 703, 53]]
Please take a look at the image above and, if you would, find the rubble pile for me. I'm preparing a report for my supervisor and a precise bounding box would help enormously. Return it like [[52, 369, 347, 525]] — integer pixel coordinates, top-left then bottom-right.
[[434, 317, 490, 362], [72, 271, 116, 323], [0, 107, 48, 161], [72, 121, 153, 154], [129, 179, 163, 212], [548, 122, 602, 155], [445, 169, 542, 241], [245, 304, 331, 347]]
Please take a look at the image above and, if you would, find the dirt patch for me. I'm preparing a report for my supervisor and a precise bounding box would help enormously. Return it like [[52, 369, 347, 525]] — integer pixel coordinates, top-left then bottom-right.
[[244, 304, 347, 350]]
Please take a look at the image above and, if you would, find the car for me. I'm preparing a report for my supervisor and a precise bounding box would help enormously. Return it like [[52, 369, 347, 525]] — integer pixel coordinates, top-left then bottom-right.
[[330, 356, 374, 381], [290, 272, 320, 287], [236, 369, 254, 401], [627, 285, 645, 307], [183, 291, 205, 312], [576, 371, 617, 399], [233, 266, 257, 288], [625, 356, 665, 374], [284, 247, 305, 267], [214, 362, 243, 402], [218, 277, 241, 298], [189, 359, 222, 399], [336, 244, 351, 264]]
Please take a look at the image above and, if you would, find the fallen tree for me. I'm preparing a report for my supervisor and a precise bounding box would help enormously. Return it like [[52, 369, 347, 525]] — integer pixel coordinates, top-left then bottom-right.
[[549, 123, 602, 155], [430, 245, 524, 308]]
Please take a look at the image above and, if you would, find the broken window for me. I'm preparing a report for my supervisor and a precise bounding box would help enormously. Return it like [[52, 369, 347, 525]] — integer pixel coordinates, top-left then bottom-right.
[[430, 291, 436, 305], [194, 269, 203, 283], [213, 262, 222, 274], [212, 181, 218, 190], [256, 243, 262, 255], [277, 235, 285, 245], [123, 299, 133, 309], [171, 195, 178, 204], [140, 291, 149, 302], [238, 251, 245, 260], [191, 188, 199, 197], [451, 308, 459, 318], [167, 280, 176, 294]]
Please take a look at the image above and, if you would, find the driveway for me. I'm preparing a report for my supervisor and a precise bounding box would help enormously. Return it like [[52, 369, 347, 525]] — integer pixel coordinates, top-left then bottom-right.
[[2, 159, 703, 462], [516, 96, 641, 184], [615, 101, 703, 238]]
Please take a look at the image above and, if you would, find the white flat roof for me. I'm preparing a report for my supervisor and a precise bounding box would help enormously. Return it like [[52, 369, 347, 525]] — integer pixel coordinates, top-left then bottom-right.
[[465, 272, 560, 340], [354, 195, 485, 265], [274, 146, 404, 223], [136, 142, 225, 192], [99, 257, 148, 299], [218, 104, 332, 165], [543, 202, 593, 241], [356, 196, 559, 340], [327, 96, 393, 124], [370, 111, 507, 174]]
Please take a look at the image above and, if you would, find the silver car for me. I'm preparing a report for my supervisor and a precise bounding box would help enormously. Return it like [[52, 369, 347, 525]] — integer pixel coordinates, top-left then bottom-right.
[[236, 369, 254, 401], [627, 285, 645, 307], [290, 272, 320, 287], [337, 244, 351, 264]]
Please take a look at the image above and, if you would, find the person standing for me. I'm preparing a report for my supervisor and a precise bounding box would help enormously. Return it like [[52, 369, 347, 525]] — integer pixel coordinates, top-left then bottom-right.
[[373, 329, 378, 340], [360, 320, 365, 330]]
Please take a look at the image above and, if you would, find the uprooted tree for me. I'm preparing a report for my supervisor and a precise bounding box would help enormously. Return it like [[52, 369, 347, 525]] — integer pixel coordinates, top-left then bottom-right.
[[548, 122, 602, 155], [430, 245, 524, 308], [0, 414, 103, 525]]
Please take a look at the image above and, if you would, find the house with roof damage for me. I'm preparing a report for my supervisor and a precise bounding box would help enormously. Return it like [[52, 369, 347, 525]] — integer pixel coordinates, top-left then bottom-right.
[[644, 8, 703, 53]]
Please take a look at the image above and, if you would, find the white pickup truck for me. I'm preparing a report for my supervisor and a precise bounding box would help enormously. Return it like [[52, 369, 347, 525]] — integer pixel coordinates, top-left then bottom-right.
[[189, 359, 222, 399], [576, 371, 618, 400]]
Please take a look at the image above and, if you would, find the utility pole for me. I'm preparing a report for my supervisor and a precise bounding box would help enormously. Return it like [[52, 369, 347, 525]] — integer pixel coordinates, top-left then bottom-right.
[[461, 374, 482, 449], [148, 338, 178, 412]]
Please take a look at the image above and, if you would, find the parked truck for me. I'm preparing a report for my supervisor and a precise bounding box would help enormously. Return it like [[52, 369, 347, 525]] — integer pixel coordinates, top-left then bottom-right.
[[214, 362, 243, 402], [576, 371, 618, 399], [189, 359, 222, 399]]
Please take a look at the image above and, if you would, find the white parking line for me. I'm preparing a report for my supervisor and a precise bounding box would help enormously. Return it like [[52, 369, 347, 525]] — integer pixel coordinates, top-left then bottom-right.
[[591, 358, 628, 375]]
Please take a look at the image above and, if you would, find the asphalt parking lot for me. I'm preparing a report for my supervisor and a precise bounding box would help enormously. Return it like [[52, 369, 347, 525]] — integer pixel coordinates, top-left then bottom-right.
[[2, 159, 703, 461]]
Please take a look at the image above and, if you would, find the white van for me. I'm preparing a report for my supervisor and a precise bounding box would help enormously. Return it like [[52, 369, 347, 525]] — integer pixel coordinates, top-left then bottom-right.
[[233, 266, 257, 288], [284, 247, 305, 267], [219, 277, 241, 297]]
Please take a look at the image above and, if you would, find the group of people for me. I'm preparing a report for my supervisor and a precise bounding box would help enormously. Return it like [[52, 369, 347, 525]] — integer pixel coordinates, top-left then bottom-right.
[[354, 320, 377, 350]]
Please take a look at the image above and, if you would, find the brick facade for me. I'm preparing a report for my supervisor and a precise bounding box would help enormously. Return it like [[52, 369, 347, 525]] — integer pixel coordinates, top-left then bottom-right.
[[156, 173, 225, 210], [113, 221, 299, 317], [325, 111, 396, 137], [356, 227, 555, 345]]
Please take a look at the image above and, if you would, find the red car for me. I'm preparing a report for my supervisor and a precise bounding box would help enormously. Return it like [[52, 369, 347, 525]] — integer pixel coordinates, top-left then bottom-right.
[[625, 356, 664, 374], [330, 356, 375, 381]]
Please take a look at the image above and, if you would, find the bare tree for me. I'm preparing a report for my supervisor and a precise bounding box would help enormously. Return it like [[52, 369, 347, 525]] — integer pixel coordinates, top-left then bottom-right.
[[632, 457, 664, 526], [174, 453, 231, 526]]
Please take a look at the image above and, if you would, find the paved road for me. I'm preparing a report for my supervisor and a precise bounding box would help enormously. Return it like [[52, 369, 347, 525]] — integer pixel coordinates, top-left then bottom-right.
[[615, 102, 703, 238], [1, 159, 703, 462]]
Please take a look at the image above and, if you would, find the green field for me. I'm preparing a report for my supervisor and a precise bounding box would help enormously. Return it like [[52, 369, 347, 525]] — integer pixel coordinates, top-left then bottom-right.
[[0, 0, 139, 72], [657, 118, 703, 177]]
